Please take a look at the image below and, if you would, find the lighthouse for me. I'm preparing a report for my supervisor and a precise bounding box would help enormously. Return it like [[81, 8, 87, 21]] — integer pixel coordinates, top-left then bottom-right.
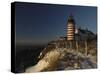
[[67, 15, 75, 49]]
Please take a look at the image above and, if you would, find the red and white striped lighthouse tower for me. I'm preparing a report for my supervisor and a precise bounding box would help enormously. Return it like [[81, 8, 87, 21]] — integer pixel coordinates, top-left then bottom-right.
[[67, 15, 75, 48]]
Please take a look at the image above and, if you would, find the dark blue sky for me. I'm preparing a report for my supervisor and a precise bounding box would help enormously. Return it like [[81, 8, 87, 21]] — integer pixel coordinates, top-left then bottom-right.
[[15, 2, 97, 45]]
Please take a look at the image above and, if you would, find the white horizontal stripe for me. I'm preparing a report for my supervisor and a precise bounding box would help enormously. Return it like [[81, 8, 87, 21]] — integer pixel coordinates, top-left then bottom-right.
[[67, 27, 75, 29], [67, 34, 74, 36], [67, 36, 74, 38], [67, 29, 75, 30]]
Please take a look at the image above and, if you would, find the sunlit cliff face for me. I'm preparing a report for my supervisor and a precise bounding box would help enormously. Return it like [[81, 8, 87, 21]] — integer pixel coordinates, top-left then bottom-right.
[[25, 49, 61, 72], [25, 47, 97, 73]]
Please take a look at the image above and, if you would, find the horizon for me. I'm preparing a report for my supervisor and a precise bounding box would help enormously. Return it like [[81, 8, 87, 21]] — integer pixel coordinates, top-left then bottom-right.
[[15, 2, 97, 45]]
